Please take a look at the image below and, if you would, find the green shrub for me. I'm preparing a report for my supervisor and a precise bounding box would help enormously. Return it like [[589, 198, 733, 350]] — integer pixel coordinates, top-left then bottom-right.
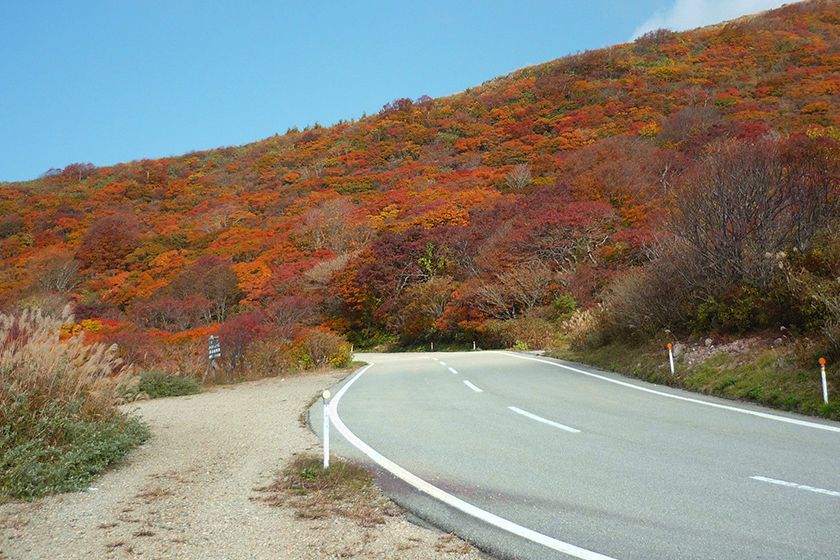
[[347, 329, 397, 350], [137, 370, 200, 399], [688, 286, 771, 334], [0, 393, 149, 499], [551, 294, 577, 319]]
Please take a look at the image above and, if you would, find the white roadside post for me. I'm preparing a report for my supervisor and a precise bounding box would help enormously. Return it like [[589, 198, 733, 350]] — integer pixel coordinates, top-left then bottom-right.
[[322, 389, 331, 469], [667, 343, 675, 374], [819, 357, 829, 404]]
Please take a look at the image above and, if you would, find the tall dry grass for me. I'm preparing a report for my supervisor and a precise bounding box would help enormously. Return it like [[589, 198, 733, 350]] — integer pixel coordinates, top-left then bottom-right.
[[0, 306, 128, 419]]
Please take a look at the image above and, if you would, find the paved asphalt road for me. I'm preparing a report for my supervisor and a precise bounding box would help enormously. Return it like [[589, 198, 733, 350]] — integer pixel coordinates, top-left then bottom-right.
[[310, 351, 840, 560]]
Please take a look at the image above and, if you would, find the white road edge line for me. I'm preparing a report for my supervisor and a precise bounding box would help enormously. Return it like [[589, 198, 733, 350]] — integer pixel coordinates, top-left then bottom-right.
[[751, 476, 840, 498], [463, 380, 483, 392], [508, 406, 581, 433], [494, 352, 840, 434], [328, 364, 617, 560], [448, 367, 458, 374]]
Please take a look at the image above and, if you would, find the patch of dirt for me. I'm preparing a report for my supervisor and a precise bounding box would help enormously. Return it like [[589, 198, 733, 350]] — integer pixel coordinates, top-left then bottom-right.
[[681, 335, 770, 366]]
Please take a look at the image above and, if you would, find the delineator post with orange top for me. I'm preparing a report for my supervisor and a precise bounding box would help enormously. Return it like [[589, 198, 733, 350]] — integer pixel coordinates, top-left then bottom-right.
[[819, 357, 828, 404], [667, 343, 674, 374]]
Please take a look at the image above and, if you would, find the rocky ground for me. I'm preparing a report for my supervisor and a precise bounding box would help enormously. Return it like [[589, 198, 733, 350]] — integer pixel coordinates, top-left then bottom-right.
[[0, 372, 485, 560]]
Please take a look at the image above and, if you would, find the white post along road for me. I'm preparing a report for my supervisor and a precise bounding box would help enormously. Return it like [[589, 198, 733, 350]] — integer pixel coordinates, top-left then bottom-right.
[[313, 351, 840, 560]]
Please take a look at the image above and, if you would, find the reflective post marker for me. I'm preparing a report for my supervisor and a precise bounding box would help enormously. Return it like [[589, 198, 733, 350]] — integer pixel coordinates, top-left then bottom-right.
[[667, 343, 675, 374], [322, 390, 331, 468], [820, 357, 828, 404]]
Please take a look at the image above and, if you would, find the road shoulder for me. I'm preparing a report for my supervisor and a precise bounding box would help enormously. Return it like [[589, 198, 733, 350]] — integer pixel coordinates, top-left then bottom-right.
[[0, 372, 484, 560]]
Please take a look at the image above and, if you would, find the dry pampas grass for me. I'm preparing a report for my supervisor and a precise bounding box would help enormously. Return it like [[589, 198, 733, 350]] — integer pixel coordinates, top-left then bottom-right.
[[0, 305, 130, 419]]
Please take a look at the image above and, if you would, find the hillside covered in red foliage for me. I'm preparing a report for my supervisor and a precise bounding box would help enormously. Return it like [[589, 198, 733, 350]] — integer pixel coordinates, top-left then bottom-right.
[[1, 1, 839, 374]]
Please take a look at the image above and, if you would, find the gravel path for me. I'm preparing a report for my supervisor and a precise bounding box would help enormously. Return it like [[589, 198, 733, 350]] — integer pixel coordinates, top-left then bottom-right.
[[0, 372, 484, 560]]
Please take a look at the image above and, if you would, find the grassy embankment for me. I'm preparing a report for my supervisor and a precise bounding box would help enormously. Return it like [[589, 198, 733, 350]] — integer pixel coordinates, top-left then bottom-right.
[[552, 339, 840, 421]]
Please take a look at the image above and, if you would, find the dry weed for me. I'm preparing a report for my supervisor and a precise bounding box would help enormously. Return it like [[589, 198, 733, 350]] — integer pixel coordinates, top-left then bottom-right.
[[259, 454, 400, 527], [134, 486, 175, 504]]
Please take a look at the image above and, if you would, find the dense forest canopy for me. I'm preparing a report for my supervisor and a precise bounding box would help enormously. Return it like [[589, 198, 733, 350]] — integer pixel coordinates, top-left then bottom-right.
[[1, 0, 838, 372]]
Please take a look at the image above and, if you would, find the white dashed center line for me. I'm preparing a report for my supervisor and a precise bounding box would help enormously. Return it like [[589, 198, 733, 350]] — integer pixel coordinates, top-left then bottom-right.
[[751, 476, 840, 498], [508, 406, 581, 433], [448, 367, 458, 374], [463, 380, 483, 393]]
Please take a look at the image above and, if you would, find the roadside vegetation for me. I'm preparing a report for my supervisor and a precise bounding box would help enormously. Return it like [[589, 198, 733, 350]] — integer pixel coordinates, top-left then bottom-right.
[[0, 302, 359, 501], [556, 135, 840, 419], [555, 338, 840, 421], [0, 307, 148, 500], [259, 453, 400, 527], [133, 370, 201, 399]]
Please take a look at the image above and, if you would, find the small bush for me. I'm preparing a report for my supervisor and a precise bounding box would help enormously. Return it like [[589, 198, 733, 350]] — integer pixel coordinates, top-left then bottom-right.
[[294, 329, 353, 369], [136, 370, 200, 399], [596, 260, 692, 343], [243, 337, 296, 379], [0, 394, 148, 499], [689, 286, 771, 333], [551, 294, 577, 319], [218, 312, 268, 371]]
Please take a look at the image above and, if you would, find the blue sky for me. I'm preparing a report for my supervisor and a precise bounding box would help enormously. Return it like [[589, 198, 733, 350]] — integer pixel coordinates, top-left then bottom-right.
[[0, 0, 786, 182]]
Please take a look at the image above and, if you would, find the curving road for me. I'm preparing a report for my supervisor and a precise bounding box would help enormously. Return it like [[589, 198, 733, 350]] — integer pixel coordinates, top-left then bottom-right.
[[312, 351, 840, 560]]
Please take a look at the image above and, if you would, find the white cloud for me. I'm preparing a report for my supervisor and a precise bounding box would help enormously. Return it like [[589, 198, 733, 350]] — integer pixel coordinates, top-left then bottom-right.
[[631, 0, 790, 39]]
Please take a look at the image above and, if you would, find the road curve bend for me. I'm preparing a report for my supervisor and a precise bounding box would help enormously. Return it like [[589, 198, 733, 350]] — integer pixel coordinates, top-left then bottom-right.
[[313, 351, 840, 560]]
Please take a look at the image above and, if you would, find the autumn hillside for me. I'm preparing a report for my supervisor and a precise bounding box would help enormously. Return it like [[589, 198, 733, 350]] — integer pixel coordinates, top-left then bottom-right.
[[1, 1, 839, 383]]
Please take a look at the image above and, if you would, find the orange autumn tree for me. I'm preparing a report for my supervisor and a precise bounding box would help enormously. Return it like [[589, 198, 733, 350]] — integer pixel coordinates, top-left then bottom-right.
[[0, 0, 837, 356]]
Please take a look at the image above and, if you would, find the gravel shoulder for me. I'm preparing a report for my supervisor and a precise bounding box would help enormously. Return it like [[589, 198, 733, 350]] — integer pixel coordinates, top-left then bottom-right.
[[0, 372, 484, 560]]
